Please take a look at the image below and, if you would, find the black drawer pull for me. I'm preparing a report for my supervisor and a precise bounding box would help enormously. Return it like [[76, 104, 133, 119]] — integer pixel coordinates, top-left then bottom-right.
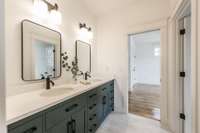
[[23, 127, 37, 133], [110, 90, 114, 93], [102, 87, 107, 91], [93, 124, 97, 127], [89, 113, 97, 121], [110, 83, 114, 86], [102, 96, 106, 105], [89, 94, 97, 98], [89, 104, 97, 110], [65, 104, 79, 112], [89, 129, 93, 132]]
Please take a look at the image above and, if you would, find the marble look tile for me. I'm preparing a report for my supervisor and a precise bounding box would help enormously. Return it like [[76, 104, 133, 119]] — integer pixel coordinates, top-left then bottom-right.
[[96, 113, 171, 133]]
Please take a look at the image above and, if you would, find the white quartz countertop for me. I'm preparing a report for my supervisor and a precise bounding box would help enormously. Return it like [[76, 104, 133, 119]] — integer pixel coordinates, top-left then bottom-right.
[[6, 79, 114, 125]]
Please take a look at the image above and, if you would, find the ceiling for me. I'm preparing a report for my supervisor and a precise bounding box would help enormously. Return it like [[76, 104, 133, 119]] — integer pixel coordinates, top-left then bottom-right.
[[82, 0, 169, 17], [82, 0, 140, 16]]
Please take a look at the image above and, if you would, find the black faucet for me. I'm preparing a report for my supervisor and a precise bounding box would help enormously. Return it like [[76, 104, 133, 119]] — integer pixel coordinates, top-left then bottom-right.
[[84, 72, 91, 81], [46, 75, 55, 90]]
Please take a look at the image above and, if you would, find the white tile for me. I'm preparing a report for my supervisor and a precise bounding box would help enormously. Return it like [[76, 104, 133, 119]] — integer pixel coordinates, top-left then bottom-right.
[[97, 113, 171, 133]]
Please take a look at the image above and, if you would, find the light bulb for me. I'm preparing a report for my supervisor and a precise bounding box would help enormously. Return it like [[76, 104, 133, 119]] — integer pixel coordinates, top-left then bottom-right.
[[33, 0, 48, 18], [78, 28, 89, 41], [49, 10, 62, 25], [88, 31, 93, 40]]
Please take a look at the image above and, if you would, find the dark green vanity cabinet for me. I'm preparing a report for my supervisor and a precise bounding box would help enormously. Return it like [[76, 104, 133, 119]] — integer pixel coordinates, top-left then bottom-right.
[[46, 94, 87, 133], [46, 109, 86, 133], [8, 114, 43, 133], [98, 82, 114, 123], [8, 80, 114, 133]]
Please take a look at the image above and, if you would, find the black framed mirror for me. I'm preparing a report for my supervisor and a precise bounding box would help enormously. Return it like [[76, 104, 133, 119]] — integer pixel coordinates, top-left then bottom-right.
[[75, 40, 91, 73], [21, 20, 62, 81]]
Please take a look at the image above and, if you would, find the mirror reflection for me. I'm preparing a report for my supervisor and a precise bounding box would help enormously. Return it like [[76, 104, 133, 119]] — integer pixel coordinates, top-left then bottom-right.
[[22, 20, 61, 81], [75, 40, 91, 73]]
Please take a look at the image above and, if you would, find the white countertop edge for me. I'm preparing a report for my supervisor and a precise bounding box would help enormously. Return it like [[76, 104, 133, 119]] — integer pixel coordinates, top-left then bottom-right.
[[6, 79, 114, 125]]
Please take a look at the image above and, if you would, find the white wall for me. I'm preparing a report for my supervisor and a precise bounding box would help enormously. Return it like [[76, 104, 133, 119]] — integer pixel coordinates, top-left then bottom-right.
[[134, 41, 160, 85], [169, 0, 182, 13], [95, 0, 169, 113], [0, 0, 6, 132], [195, 0, 200, 132], [5, 0, 97, 96]]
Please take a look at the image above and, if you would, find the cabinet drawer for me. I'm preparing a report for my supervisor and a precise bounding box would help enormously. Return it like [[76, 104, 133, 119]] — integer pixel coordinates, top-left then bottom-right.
[[101, 85, 109, 93], [88, 117, 98, 133], [87, 89, 98, 104], [88, 100, 98, 113], [8, 117, 43, 133], [45, 95, 86, 130], [88, 111, 98, 125]]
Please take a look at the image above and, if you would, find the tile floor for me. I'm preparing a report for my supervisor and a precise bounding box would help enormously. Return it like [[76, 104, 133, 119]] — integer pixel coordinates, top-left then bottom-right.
[[96, 112, 170, 133]]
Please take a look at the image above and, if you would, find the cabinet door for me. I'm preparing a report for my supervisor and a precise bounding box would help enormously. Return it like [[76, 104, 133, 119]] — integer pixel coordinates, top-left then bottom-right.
[[8, 117, 43, 133], [71, 108, 86, 133], [104, 94, 110, 117], [46, 119, 72, 133], [96, 101, 103, 125]]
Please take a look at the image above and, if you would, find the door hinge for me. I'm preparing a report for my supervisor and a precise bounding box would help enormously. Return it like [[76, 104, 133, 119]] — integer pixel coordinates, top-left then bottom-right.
[[180, 29, 186, 35], [180, 113, 186, 120], [180, 72, 186, 77], [53, 49, 56, 52]]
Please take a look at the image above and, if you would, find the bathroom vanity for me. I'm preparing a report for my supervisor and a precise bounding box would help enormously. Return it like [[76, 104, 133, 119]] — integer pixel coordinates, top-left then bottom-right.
[[7, 80, 114, 133], [7, 20, 114, 133]]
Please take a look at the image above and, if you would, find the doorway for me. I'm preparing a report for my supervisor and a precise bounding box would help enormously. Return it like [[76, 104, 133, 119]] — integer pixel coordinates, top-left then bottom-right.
[[128, 30, 161, 121]]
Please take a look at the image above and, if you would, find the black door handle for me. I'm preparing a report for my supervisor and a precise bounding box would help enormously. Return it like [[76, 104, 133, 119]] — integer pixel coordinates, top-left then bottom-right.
[[67, 121, 72, 133], [102, 96, 106, 105], [72, 119, 76, 133]]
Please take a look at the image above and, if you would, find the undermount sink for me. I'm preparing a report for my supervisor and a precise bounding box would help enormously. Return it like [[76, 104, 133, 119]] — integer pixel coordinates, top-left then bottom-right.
[[40, 87, 75, 97]]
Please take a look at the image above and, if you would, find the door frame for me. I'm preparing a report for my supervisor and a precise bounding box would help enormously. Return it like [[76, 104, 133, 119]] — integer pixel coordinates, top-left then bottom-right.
[[127, 19, 169, 129], [169, 0, 197, 132], [178, 15, 192, 133], [0, 0, 6, 132]]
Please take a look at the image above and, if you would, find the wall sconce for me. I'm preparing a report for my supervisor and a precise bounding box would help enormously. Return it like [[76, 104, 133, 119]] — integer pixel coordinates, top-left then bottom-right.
[[33, 0, 62, 25], [79, 23, 92, 32], [79, 23, 93, 41], [33, 0, 48, 18]]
